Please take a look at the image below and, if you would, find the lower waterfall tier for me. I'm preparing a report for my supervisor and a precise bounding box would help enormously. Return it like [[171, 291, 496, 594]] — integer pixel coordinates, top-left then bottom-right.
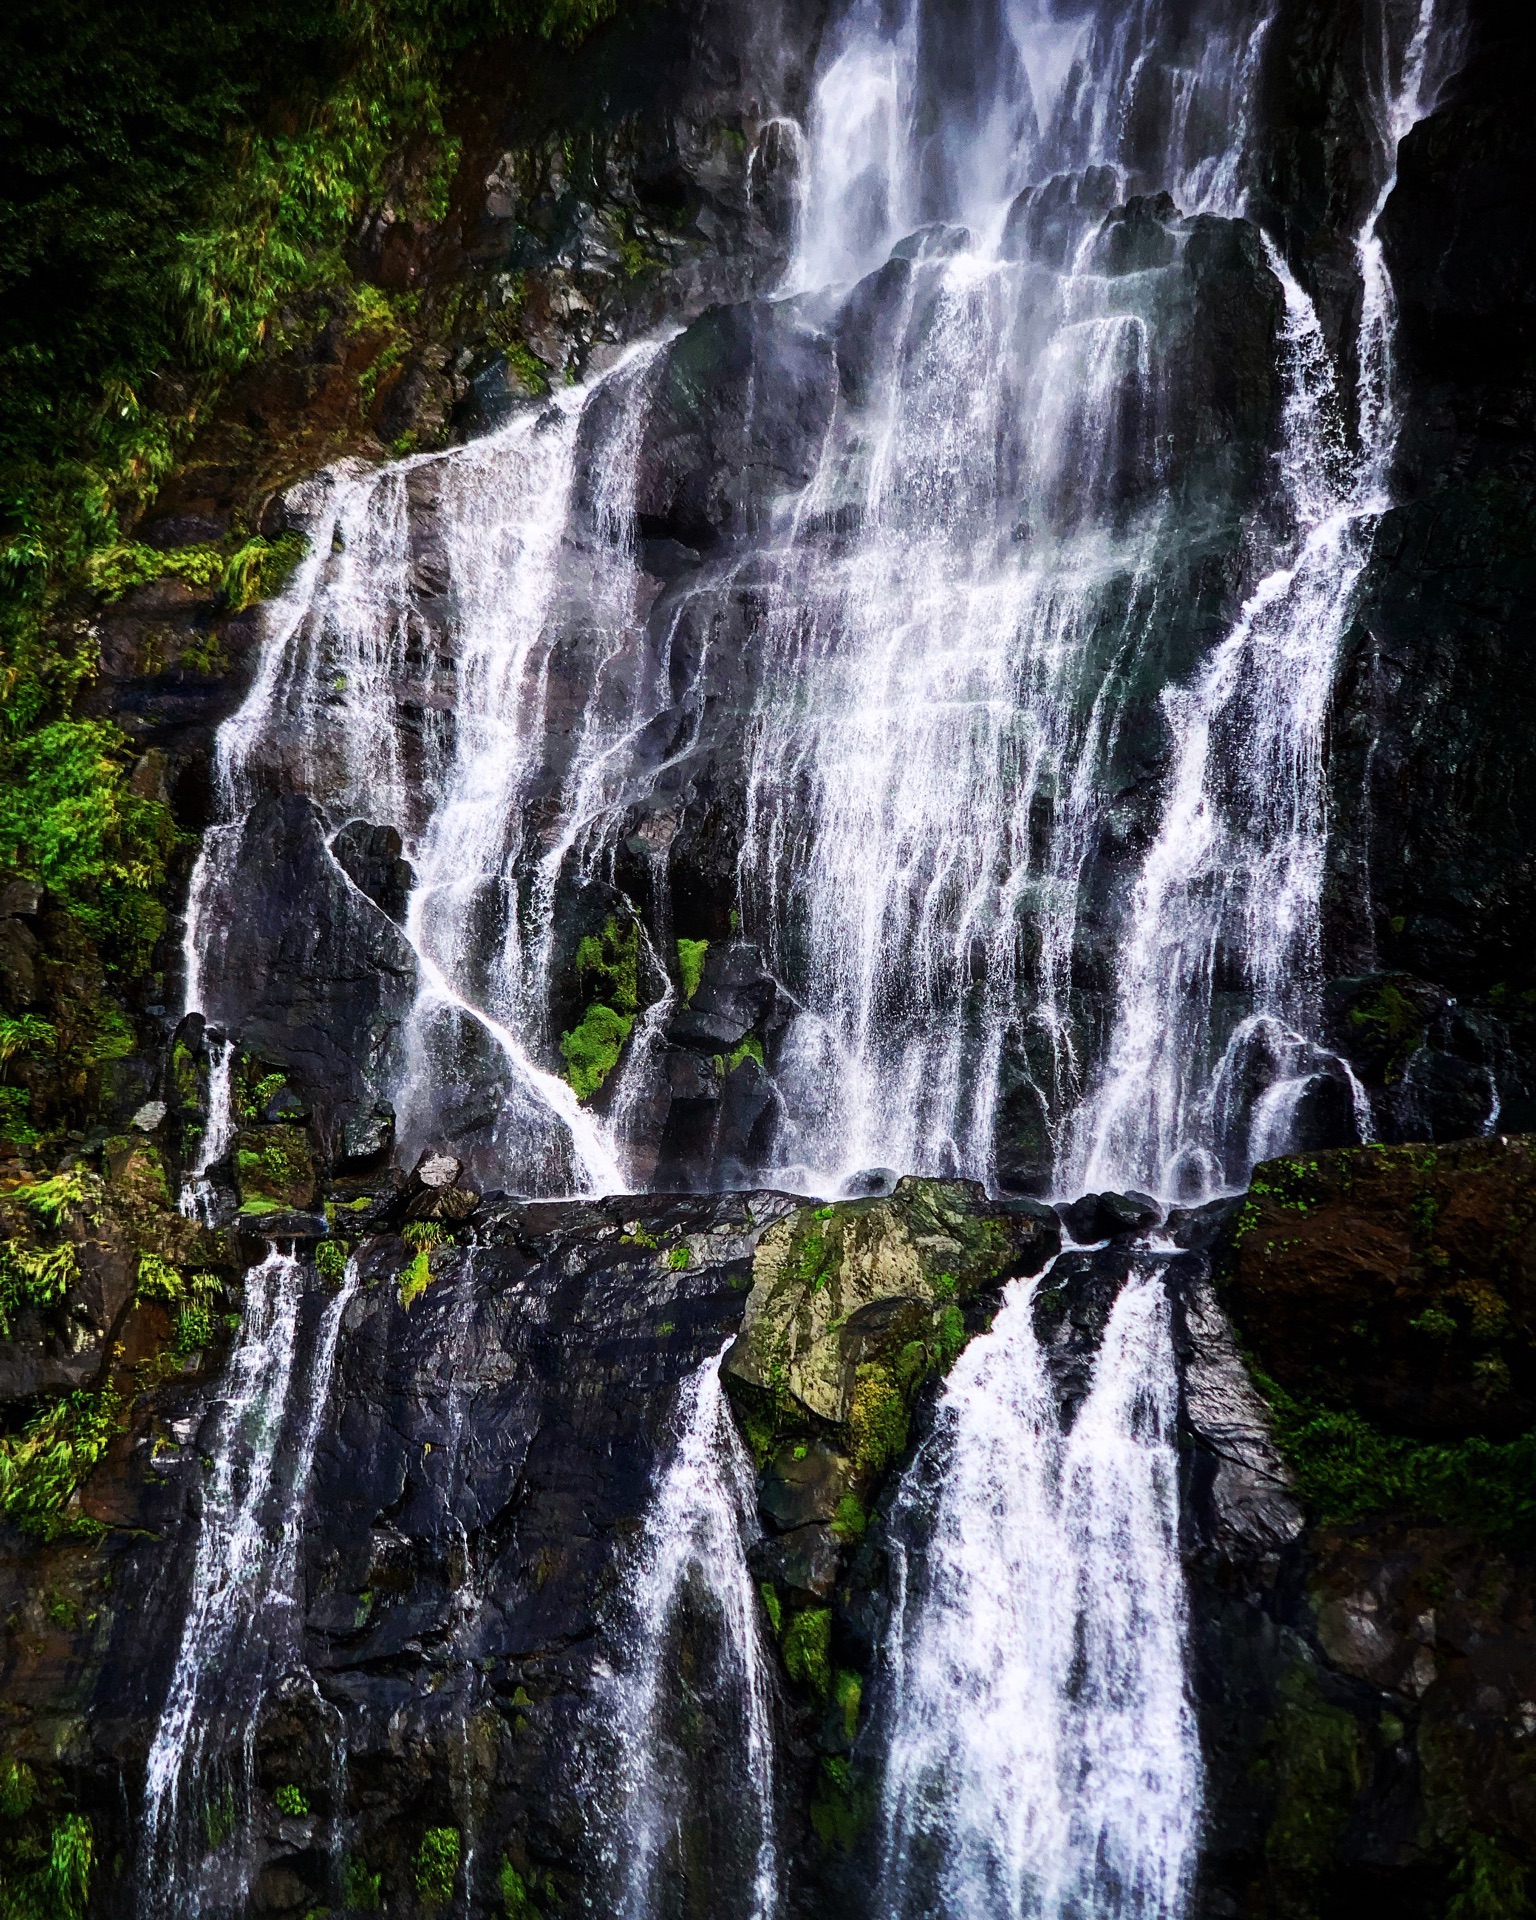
[[0, 1145, 1531, 1916]]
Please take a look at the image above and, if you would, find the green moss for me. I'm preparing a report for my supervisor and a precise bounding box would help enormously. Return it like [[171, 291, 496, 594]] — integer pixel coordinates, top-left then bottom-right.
[[498, 1858, 544, 1919], [202, 1786, 236, 1852], [676, 937, 708, 1002], [413, 1827, 461, 1908], [665, 1245, 691, 1271], [832, 1668, 862, 1744], [1255, 1371, 1536, 1540], [1348, 981, 1428, 1081], [0, 1088, 38, 1147], [559, 1002, 633, 1101], [313, 1238, 348, 1285], [399, 1248, 433, 1309], [758, 1581, 783, 1636], [1449, 1832, 1529, 1920], [0, 1760, 34, 1822], [273, 1784, 309, 1818], [1261, 1664, 1366, 1910], [0, 1387, 120, 1538], [574, 915, 639, 1017], [725, 1033, 764, 1071], [831, 1492, 868, 1543], [809, 1756, 867, 1852], [782, 1607, 832, 1698], [850, 1361, 910, 1475], [343, 1857, 382, 1910]]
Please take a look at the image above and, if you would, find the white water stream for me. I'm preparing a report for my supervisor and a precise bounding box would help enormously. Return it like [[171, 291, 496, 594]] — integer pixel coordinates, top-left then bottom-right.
[[139, 1251, 360, 1917], [587, 1351, 780, 1920], [879, 1264, 1197, 1920]]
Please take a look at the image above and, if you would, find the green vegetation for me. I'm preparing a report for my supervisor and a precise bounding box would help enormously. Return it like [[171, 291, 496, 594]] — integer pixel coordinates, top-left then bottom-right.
[[832, 1668, 862, 1744], [560, 915, 640, 1099], [0, 1807, 94, 1920], [1449, 1832, 1529, 1920], [313, 1237, 348, 1284], [1260, 1663, 1365, 1912], [676, 937, 708, 1002], [273, 1784, 309, 1818], [0, 1241, 78, 1338], [1257, 1372, 1536, 1541], [413, 1826, 462, 1908], [399, 1247, 433, 1308], [343, 1857, 383, 1909], [809, 1755, 866, 1851], [665, 1245, 691, 1271], [831, 1491, 868, 1543], [0, 1389, 121, 1538], [758, 1580, 783, 1636], [498, 1858, 547, 1919], [202, 1786, 236, 1852], [782, 1607, 832, 1698]]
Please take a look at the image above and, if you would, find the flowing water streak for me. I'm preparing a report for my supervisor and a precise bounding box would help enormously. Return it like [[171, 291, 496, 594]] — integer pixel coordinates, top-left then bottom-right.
[[140, 1249, 305, 1913], [177, 1031, 234, 1224], [139, 1250, 360, 1916], [1072, 0, 1462, 1199], [179, 348, 669, 1198], [878, 1264, 1197, 1920], [593, 1351, 779, 1920]]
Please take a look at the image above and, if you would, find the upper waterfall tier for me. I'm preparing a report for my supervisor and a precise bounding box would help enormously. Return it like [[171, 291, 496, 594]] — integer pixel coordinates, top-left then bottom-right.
[[181, 0, 1466, 1205]]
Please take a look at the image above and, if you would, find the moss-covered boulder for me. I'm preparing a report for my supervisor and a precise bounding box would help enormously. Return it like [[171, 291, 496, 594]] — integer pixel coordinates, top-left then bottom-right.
[[724, 1177, 1056, 1460], [722, 1178, 1057, 1641], [234, 1125, 318, 1213]]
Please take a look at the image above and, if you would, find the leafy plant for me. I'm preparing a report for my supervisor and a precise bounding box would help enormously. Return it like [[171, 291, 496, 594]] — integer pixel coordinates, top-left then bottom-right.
[[273, 1784, 309, 1818], [0, 1389, 121, 1538], [413, 1826, 461, 1908]]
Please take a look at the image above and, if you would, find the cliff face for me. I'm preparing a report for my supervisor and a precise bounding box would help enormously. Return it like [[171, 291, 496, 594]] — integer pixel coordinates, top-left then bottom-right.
[[2, 0, 1536, 1915]]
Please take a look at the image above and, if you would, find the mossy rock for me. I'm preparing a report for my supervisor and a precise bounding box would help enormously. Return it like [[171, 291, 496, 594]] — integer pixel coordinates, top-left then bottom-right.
[[1219, 1136, 1536, 1443], [722, 1178, 1056, 1476], [233, 1125, 317, 1209]]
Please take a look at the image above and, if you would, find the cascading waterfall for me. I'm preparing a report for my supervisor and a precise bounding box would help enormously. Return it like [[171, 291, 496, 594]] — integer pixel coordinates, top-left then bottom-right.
[[139, 1250, 359, 1916], [586, 1351, 780, 1920], [877, 1263, 1198, 1920], [157, 0, 1469, 1915], [1069, 0, 1463, 1197]]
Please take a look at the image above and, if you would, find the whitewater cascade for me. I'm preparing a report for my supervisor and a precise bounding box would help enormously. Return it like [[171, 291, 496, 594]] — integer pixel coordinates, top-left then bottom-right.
[[878, 1263, 1197, 1920], [179, 0, 1461, 1205], [585, 1351, 780, 1920], [140, 1251, 359, 1917]]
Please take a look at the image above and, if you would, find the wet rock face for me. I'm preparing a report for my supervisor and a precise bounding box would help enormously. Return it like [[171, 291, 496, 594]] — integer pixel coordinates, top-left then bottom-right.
[[196, 795, 418, 1131], [1219, 1136, 1536, 1437], [1189, 1137, 1536, 1920]]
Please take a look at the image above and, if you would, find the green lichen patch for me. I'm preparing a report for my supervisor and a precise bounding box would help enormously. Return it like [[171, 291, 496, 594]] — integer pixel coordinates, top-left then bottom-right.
[[560, 915, 642, 1101], [676, 937, 708, 1003]]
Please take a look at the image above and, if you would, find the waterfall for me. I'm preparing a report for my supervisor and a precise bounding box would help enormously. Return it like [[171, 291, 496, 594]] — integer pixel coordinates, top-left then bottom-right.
[[1070, 0, 1464, 1198], [179, 343, 666, 1198], [877, 1263, 1198, 1920], [139, 1250, 360, 1917], [585, 1351, 780, 1920]]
